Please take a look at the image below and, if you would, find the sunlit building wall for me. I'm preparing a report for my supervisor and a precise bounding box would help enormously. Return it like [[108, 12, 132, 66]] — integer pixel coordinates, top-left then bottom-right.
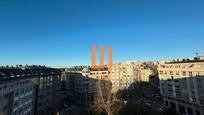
[[110, 61, 152, 93], [158, 56, 204, 115]]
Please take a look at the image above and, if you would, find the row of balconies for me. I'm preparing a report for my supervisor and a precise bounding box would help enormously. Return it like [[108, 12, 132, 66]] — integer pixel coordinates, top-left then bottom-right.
[[159, 70, 204, 77]]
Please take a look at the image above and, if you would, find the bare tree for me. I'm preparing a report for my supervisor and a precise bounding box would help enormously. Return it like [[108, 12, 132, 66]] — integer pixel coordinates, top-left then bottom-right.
[[144, 61, 158, 76], [92, 79, 111, 115]]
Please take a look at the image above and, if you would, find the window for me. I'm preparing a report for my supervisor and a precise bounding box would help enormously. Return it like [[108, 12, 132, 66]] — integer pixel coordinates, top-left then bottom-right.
[[198, 85, 202, 88], [14, 102, 18, 107], [182, 71, 186, 76], [189, 71, 193, 76], [3, 85, 7, 89], [26, 88, 29, 92], [102, 72, 107, 74], [165, 101, 168, 107], [5, 94, 9, 98], [170, 71, 173, 75], [15, 92, 19, 96], [21, 89, 24, 94]]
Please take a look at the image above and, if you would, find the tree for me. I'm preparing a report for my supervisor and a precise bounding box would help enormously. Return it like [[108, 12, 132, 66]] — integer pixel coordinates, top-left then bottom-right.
[[144, 61, 158, 76], [91, 79, 124, 115], [92, 79, 112, 115]]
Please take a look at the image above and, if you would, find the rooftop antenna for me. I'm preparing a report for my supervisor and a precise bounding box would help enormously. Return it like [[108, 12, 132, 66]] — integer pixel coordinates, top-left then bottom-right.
[[195, 51, 199, 57]]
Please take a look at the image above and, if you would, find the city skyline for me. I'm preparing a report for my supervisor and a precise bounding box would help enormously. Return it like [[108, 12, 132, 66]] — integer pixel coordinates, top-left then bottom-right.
[[1, 0, 204, 66]]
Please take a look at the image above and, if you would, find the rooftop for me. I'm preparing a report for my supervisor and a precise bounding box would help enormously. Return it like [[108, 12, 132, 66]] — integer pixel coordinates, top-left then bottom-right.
[[166, 56, 204, 64], [0, 65, 61, 81]]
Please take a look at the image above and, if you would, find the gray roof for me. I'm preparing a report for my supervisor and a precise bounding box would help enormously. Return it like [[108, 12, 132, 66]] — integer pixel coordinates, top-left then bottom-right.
[[0, 67, 61, 81]]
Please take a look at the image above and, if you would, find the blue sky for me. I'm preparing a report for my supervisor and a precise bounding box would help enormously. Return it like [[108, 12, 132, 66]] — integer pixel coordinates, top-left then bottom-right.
[[0, 0, 204, 66]]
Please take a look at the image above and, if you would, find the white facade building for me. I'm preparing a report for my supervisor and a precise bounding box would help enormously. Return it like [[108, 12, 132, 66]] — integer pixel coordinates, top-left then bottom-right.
[[110, 61, 152, 93], [158, 56, 204, 115]]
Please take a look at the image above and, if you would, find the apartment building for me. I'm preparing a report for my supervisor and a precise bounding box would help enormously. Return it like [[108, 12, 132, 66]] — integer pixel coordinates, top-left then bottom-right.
[[158, 56, 204, 115], [110, 61, 152, 93], [0, 77, 35, 115], [64, 61, 153, 102], [65, 67, 109, 102], [0, 65, 62, 115], [34, 69, 61, 115], [139, 67, 153, 82]]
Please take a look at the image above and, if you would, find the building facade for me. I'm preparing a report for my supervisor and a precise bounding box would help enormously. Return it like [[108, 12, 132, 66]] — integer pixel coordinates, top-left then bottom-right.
[[0, 66, 62, 115], [158, 56, 204, 115], [110, 61, 152, 93], [0, 77, 35, 115], [65, 67, 109, 103], [65, 61, 153, 96], [34, 69, 61, 115]]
